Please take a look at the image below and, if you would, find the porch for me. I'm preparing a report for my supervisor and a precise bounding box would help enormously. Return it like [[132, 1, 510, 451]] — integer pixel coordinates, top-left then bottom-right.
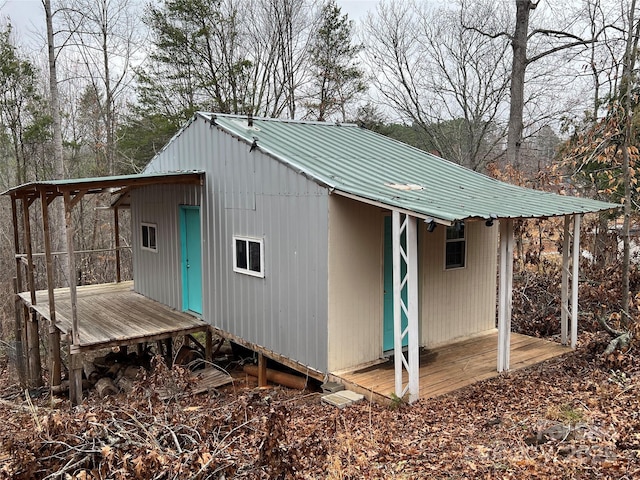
[[334, 331, 568, 403], [18, 281, 209, 354]]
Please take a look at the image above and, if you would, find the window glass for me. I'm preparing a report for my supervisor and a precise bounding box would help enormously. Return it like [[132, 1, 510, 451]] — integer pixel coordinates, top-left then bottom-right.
[[148, 226, 156, 250], [141, 223, 158, 252], [249, 241, 261, 272], [233, 236, 264, 277], [236, 239, 247, 269], [445, 224, 465, 269]]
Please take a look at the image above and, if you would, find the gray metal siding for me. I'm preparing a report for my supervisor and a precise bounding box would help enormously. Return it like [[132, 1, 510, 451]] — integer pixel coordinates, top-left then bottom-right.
[[143, 117, 329, 372], [131, 184, 201, 310]]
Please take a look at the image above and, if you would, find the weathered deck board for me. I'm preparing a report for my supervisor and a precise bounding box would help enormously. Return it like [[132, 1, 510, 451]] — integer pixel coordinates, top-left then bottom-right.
[[336, 331, 568, 401], [18, 281, 208, 353]]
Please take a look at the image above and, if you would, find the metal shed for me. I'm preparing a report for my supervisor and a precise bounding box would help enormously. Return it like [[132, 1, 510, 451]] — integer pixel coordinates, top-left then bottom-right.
[[5, 112, 618, 404], [137, 113, 617, 403]]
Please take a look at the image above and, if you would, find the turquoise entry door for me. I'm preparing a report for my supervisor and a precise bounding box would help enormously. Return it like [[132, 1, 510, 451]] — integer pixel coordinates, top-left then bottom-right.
[[180, 206, 202, 315], [383, 216, 409, 352]]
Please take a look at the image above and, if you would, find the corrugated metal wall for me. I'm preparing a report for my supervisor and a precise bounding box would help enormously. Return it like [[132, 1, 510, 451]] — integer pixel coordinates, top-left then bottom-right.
[[420, 221, 498, 347], [140, 117, 330, 372], [131, 184, 201, 310]]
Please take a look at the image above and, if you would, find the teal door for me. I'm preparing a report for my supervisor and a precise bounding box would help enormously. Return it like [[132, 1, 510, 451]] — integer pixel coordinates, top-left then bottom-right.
[[383, 216, 408, 352], [180, 206, 202, 315]]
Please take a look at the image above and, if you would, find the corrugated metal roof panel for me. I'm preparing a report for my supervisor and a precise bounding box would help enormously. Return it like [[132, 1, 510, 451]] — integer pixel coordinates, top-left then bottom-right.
[[201, 112, 618, 221], [2, 171, 204, 198]]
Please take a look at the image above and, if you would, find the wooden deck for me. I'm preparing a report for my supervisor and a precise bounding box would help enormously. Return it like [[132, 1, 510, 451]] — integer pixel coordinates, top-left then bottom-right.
[[18, 281, 208, 353], [336, 331, 569, 402]]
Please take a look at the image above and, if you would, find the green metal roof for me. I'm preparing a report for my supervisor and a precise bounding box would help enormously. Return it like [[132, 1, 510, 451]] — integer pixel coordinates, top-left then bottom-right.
[[202, 112, 618, 222]]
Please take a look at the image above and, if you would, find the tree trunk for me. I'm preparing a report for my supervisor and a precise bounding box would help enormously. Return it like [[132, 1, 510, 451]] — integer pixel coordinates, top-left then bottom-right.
[[44, 0, 70, 287], [506, 0, 535, 168], [620, 0, 639, 320]]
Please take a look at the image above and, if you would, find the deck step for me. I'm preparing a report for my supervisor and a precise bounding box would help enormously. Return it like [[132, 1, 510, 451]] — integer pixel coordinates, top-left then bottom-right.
[[321, 389, 364, 408]]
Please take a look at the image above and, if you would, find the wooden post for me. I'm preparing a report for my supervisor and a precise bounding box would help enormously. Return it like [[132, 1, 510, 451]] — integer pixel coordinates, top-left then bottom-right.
[[205, 328, 213, 362], [69, 344, 83, 405], [571, 214, 581, 348], [164, 338, 173, 367], [40, 189, 61, 387], [11, 196, 23, 293], [63, 191, 82, 404], [12, 278, 26, 385], [497, 219, 514, 372], [257, 353, 267, 387], [561, 215, 570, 345], [10, 195, 28, 385], [114, 206, 121, 283], [21, 197, 42, 387], [21, 305, 30, 384]]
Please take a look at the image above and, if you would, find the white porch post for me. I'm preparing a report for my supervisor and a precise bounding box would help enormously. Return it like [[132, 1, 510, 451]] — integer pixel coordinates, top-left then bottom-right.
[[392, 210, 420, 403], [561, 214, 581, 348], [561, 216, 570, 345], [571, 214, 581, 348], [497, 218, 514, 372]]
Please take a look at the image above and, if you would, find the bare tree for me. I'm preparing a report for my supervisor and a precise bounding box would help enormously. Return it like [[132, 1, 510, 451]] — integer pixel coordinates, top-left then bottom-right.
[[42, 0, 70, 287], [364, 0, 510, 171], [59, 0, 143, 175], [244, 0, 315, 118], [141, 0, 318, 120], [462, 0, 607, 167]]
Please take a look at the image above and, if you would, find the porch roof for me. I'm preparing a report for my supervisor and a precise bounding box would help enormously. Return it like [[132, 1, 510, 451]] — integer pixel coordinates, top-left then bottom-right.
[[199, 112, 618, 223], [1, 171, 204, 203]]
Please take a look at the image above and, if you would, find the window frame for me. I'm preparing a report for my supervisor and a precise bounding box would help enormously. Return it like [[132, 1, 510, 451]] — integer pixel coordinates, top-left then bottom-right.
[[141, 222, 158, 253], [444, 224, 466, 270], [232, 235, 265, 278]]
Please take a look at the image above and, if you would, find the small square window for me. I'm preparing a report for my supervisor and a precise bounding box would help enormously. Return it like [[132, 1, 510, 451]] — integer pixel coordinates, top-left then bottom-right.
[[233, 236, 264, 277], [141, 223, 157, 252], [445, 224, 465, 269]]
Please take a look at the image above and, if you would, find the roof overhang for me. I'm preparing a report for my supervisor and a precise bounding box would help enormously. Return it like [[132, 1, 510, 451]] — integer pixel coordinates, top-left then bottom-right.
[[2, 171, 204, 206]]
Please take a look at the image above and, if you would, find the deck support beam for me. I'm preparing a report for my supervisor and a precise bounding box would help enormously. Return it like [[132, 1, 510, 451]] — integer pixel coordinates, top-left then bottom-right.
[[561, 214, 581, 348], [258, 353, 267, 387], [205, 329, 213, 362], [11, 195, 27, 385], [21, 196, 42, 387], [40, 189, 61, 388], [497, 219, 514, 373], [391, 210, 419, 403], [114, 206, 121, 283], [63, 191, 83, 405]]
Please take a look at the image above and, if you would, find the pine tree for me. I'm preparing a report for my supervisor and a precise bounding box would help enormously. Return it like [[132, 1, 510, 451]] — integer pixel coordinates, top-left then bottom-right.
[[306, 0, 365, 122]]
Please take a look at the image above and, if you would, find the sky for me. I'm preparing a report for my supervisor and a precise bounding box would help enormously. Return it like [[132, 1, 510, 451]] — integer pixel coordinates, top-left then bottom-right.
[[0, 0, 381, 48]]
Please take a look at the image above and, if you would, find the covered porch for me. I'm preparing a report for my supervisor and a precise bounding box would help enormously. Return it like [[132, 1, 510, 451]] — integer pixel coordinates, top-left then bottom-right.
[[4, 172, 205, 404], [335, 331, 568, 403], [386, 211, 589, 404]]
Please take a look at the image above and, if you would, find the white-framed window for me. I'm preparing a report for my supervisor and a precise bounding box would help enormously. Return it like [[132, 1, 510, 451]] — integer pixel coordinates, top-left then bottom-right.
[[445, 224, 466, 269], [233, 235, 264, 277], [141, 223, 158, 252]]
